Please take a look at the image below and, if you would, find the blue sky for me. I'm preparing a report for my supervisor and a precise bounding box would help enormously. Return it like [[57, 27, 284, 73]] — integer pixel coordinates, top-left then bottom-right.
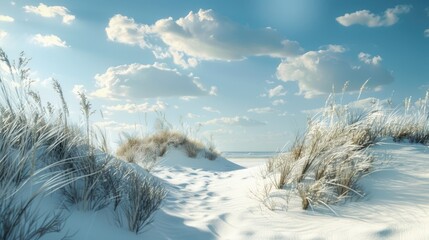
[[0, 0, 428, 151]]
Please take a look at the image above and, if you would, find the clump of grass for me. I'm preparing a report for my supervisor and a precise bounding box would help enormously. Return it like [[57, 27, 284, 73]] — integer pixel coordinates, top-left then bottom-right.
[[0, 49, 72, 239], [273, 121, 373, 210], [60, 154, 113, 211], [261, 93, 384, 211], [115, 170, 167, 234], [262, 89, 429, 212], [117, 129, 219, 168], [384, 96, 429, 145], [0, 48, 166, 236]]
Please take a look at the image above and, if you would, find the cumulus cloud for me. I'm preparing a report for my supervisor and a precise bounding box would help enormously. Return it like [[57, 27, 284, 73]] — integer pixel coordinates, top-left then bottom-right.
[[104, 101, 167, 113], [358, 52, 382, 65], [152, 9, 301, 60], [24, 3, 75, 24], [0, 15, 14, 22], [247, 107, 275, 114], [268, 85, 287, 98], [91, 63, 207, 99], [336, 5, 411, 27], [169, 49, 198, 69], [202, 116, 266, 127], [31, 34, 69, 47], [105, 14, 151, 48], [202, 106, 221, 114], [106, 9, 302, 67], [276, 45, 393, 98], [425, 29, 429, 38], [0, 30, 7, 40], [272, 99, 286, 106]]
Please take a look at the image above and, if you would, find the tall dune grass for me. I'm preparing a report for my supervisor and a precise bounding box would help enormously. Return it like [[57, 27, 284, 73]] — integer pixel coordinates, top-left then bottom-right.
[[262, 89, 429, 211], [0, 48, 165, 236], [384, 94, 429, 144]]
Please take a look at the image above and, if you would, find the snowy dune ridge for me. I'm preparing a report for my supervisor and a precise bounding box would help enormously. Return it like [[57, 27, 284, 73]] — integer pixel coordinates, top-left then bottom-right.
[[0, 49, 429, 239]]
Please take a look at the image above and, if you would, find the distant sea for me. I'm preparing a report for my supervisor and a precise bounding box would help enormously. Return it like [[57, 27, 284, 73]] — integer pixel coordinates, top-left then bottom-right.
[[221, 151, 278, 159]]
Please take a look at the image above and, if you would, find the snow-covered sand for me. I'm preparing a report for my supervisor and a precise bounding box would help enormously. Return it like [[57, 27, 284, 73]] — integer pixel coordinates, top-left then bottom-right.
[[141, 142, 429, 240], [43, 142, 429, 240], [225, 157, 268, 168]]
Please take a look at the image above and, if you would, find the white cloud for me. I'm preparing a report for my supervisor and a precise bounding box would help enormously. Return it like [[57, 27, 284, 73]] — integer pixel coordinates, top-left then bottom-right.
[[268, 85, 287, 98], [276, 45, 393, 98], [106, 9, 302, 67], [169, 49, 199, 69], [209, 86, 218, 96], [94, 120, 144, 132], [31, 34, 69, 47], [151, 46, 170, 59], [180, 96, 198, 101], [104, 101, 167, 113], [91, 63, 207, 99], [424, 29, 429, 38], [272, 99, 285, 106], [72, 84, 87, 98], [187, 113, 200, 119], [0, 15, 14, 22], [0, 30, 7, 40], [247, 107, 275, 114], [336, 5, 411, 27], [358, 52, 382, 65], [105, 14, 150, 48], [24, 3, 75, 24], [202, 116, 266, 127], [152, 9, 302, 60], [203, 106, 221, 114]]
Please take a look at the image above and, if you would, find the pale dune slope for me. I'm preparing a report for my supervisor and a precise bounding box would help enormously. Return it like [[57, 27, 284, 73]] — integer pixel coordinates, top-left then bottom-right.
[[142, 142, 429, 240]]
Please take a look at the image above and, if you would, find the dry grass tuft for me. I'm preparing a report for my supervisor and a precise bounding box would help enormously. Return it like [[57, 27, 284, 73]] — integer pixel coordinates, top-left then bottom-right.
[[117, 130, 219, 168], [261, 89, 429, 212]]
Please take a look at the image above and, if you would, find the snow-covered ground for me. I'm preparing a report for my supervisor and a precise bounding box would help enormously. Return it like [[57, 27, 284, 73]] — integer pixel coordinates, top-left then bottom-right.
[[42, 141, 429, 240], [137, 142, 429, 240]]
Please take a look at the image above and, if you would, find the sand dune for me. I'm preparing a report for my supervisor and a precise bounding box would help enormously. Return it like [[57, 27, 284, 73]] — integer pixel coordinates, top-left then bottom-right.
[[136, 142, 429, 240]]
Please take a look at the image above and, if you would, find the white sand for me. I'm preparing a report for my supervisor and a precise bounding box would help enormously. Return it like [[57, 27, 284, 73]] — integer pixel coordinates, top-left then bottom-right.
[[143, 142, 429, 240], [226, 157, 269, 168], [44, 142, 429, 239]]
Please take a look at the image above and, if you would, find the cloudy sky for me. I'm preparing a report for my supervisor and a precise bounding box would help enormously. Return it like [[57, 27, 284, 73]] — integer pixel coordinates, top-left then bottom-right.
[[0, 0, 428, 151]]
